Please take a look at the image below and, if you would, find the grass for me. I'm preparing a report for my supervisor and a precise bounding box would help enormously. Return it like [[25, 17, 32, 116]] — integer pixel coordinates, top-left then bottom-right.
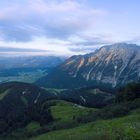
[[21, 96, 28, 106], [0, 71, 47, 84], [43, 88, 66, 96], [51, 100, 94, 121], [26, 122, 41, 135], [30, 109, 140, 140], [5, 100, 95, 140], [0, 90, 9, 100], [45, 100, 96, 130], [2, 100, 140, 140]]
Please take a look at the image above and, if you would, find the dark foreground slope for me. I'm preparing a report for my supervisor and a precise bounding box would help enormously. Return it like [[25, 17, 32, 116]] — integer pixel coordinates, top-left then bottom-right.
[[58, 87, 115, 107], [0, 82, 56, 135], [1, 82, 140, 140], [26, 82, 140, 140], [0, 81, 113, 136]]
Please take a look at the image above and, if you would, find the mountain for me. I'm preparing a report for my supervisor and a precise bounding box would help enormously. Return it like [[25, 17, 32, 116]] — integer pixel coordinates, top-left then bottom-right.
[[0, 82, 56, 134], [0, 56, 66, 84], [1, 82, 139, 140], [59, 87, 115, 107], [0, 56, 65, 70], [0, 81, 114, 136], [36, 43, 140, 89]]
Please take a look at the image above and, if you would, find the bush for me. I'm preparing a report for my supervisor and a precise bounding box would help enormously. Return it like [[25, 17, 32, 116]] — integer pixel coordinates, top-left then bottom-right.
[[75, 98, 140, 123], [116, 82, 140, 103]]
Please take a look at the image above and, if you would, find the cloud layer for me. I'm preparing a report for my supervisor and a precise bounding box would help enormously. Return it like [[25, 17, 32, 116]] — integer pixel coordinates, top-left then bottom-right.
[[0, 0, 105, 42], [0, 0, 140, 55]]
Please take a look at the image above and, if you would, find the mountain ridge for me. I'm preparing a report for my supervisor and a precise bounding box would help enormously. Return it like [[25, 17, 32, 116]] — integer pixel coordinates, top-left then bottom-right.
[[36, 43, 140, 89]]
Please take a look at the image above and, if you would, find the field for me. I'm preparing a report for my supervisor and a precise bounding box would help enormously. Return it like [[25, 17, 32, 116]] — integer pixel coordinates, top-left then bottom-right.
[[1, 87, 140, 140], [0, 90, 9, 100], [48, 100, 96, 129], [1, 100, 140, 140], [0, 69, 47, 84], [26, 100, 96, 134], [30, 109, 140, 140], [4, 100, 95, 140]]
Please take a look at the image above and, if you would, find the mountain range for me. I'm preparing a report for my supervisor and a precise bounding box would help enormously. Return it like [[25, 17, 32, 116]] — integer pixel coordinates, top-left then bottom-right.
[[0, 56, 65, 70], [37, 43, 140, 89], [0, 43, 140, 139], [0, 56, 66, 84]]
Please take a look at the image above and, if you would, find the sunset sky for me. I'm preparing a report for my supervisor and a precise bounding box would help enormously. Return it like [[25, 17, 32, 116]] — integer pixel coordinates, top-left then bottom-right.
[[0, 0, 140, 56]]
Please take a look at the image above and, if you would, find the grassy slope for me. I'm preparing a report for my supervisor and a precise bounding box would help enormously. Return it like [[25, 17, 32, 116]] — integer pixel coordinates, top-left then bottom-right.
[[30, 109, 140, 140], [51, 100, 95, 119], [7, 100, 95, 140], [26, 122, 41, 135], [0, 90, 9, 100], [45, 100, 96, 130]]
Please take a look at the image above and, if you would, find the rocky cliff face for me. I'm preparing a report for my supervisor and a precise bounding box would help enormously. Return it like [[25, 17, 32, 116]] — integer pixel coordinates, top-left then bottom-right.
[[37, 43, 140, 89]]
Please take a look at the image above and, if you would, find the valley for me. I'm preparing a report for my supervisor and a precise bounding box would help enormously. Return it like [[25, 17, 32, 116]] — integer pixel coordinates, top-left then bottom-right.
[[0, 56, 65, 84], [0, 68, 47, 84], [0, 81, 139, 140], [0, 43, 140, 140], [30, 110, 140, 140], [0, 0, 140, 139]]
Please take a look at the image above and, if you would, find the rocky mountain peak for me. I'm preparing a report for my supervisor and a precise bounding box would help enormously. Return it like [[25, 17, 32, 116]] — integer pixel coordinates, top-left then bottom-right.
[[37, 43, 140, 89]]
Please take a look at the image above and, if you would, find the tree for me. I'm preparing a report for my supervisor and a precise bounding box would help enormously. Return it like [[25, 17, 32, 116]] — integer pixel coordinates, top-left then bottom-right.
[[116, 82, 140, 102]]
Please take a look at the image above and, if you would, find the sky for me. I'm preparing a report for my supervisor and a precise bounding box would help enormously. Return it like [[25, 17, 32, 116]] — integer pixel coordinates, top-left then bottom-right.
[[0, 0, 140, 56]]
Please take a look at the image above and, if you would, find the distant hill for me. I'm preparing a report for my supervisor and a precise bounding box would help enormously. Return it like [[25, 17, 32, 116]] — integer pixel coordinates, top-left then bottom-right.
[[0, 55, 66, 83], [0, 81, 113, 136], [0, 55, 65, 70], [0, 82, 55, 134], [0, 82, 139, 140], [37, 43, 140, 89], [58, 87, 115, 107]]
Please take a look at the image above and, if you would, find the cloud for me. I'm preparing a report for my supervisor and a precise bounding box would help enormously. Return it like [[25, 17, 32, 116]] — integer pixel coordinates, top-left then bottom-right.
[[66, 34, 112, 53], [69, 47, 97, 53], [0, 45, 52, 57], [0, 46, 46, 52], [0, 0, 106, 42], [69, 36, 108, 46]]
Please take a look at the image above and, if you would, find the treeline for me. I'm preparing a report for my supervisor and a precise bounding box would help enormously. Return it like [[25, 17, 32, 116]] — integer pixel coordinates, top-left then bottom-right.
[[1, 82, 140, 138], [26, 82, 140, 136], [116, 82, 140, 102], [73, 82, 140, 123], [0, 101, 53, 137]]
